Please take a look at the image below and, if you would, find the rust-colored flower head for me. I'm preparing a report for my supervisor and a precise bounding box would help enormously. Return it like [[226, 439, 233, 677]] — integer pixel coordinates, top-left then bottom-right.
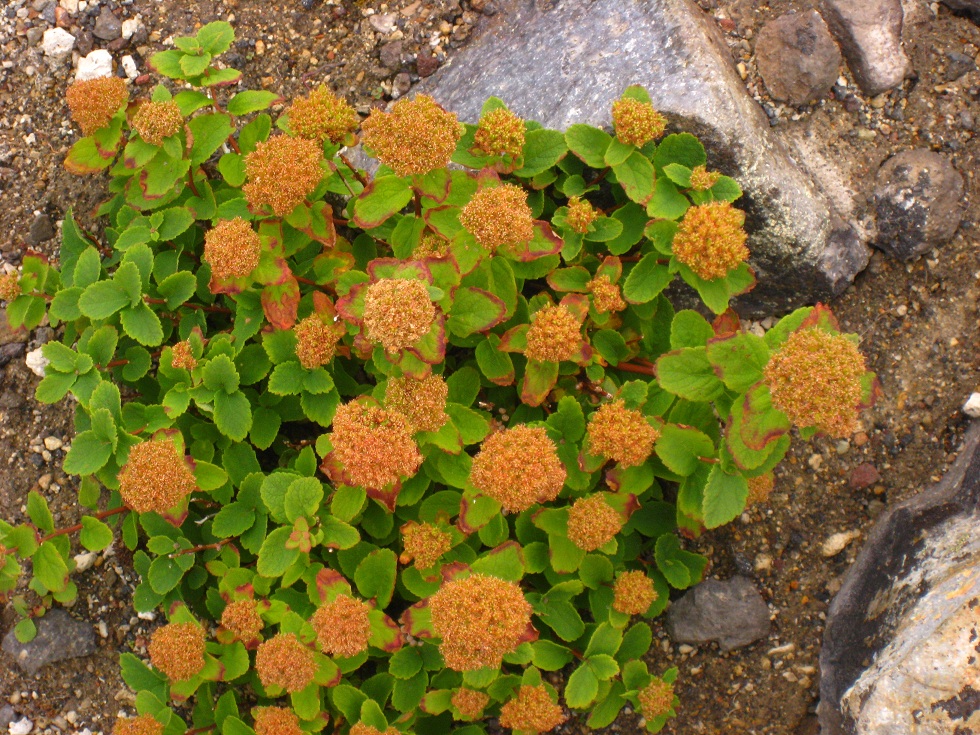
[[286, 84, 359, 144], [131, 100, 183, 146], [470, 425, 566, 513], [255, 632, 317, 692], [0, 273, 21, 302], [349, 725, 399, 735], [565, 196, 598, 234], [401, 521, 452, 570], [764, 328, 866, 438], [170, 339, 198, 370], [253, 707, 303, 735], [414, 232, 451, 259], [746, 473, 775, 506], [113, 715, 163, 735], [360, 94, 462, 177], [612, 570, 657, 616], [566, 494, 624, 552], [295, 314, 343, 369], [499, 685, 567, 733], [459, 184, 535, 252], [671, 201, 749, 281], [66, 75, 128, 136], [148, 622, 206, 681], [203, 218, 261, 280], [310, 593, 371, 658], [525, 304, 582, 363], [385, 374, 449, 433], [429, 573, 532, 671], [611, 97, 666, 147], [220, 598, 263, 643], [330, 400, 422, 489], [452, 688, 490, 720], [473, 107, 525, 159], [689, 165, 721, 191], [637, 678, 675, 721], [587, 400, 659, 467], [117, 435, 198, 514], [587, 274, 626, 314], [243, 134, 323, 216], [362, 278, 436, 352]]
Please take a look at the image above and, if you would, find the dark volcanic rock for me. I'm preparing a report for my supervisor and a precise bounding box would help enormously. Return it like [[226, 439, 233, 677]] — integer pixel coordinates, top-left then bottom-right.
[[941, 0, 980, 23], [666, 576, 770, 651], [820, 0, 911, 95], [26, 213, 55, 245], [755, 10, 842, 106], [92, 6, 121, 41], [1, 608, 96, 675]]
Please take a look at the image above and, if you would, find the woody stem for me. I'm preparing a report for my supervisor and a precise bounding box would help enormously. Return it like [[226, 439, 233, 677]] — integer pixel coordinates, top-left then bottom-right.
[[39, 506, 128, 543]]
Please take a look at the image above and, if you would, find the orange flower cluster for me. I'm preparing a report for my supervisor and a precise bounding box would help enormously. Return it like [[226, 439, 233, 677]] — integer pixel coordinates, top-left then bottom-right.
[[473, 107, 525, 158], [66, 76, 128, 136], [470, 425, 566, 512], [255, 633, 317, 692], [170, 340, 197, 370], [203, 218, 261, 280], [764, 328, 866, 437], [458, 184, 534, 251], [611, 98, 666, 147], [451, 688, 490, 719], [243, 135, 323, 216], [586, 400, 659, 467], [310, 594, 371, 658], [429, 573, 532, 670], [295, 315, 343, 369], [147, 622, 206, 681], [330, 401, 422, 489], [671, 201, 749, 281], [612, 570, 657, 615], [689, 165, 721, 191], [414, 232, 451, 259], [525, 305, 581, 363], [0, 273, 21, 302], [362, 278, 436, 352], [746, 473, 774, 506], [401, 522, 452, 569], [587, 274, 626, 314], [565, 196, 598, 234], [498, 685, 567, 733], [349, 725, 399, 735], [385, 374, 449, 433], [220, 598, 263, 643], [253, 707, 303, 735], [113, 715, 163, 735], [566, 495, 623, 552], [637, 678, 675, 720], [131, 101, 183, 146], [360, 94, 461, 176], [286, 85, 359, 144], [117, 436, 197, 514]]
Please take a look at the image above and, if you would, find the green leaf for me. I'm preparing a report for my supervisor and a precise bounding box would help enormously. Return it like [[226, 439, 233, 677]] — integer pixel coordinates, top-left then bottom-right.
[[612, 152, 655, 204], [585, 623, 623, 658], [355, 549, 398, 608], [565, 124, 612, 168], [321, 517, 360, 550], [516, 129, 567, 177], [214, 391, 252, 441], [79, 516, 114, 552], [536, 598, 585, 641], [445, 403, 490, 445], [188, 113, 234, 166], [148, 555, 184, 594], [150, 49, 185, 78], [157, 207, 195, 240], [604, 137, 634, 167], [121, 302, 164, 346], [226, 90, 281, 115], [531, 640, 573, 671], [655, 424, 715, 477], [218, 153, 247, 187], [194, 461, 228, 491], [655, 347, 725, 402], [389, 647, 423, 679], [180, 51, 213, 78], [447, 286, 507, 338], [331, 485, 366, 522], [646, 177, 690, 220], [14, 618, 37, 644], [256, 526, 300, 578], [352, 176, 412, 229], [588, 654, 620, 680], [670, 310, 714, 350], [157, 271, 197, 309], [212, 502, 255, 538], [654, 133, 707, 171], [27, 491, 54, 532], [654, 533, 707, 590], [35, 371, 76, 404], [392, 670, 428, 712], [197, 21, 235, 54], [623, 254, 671, 304], [78, 281, 129, 319], [49, 287, 84, 322], [250, 407, 282, 450], [33, 541, 69, 594], [702, 465, 749, 529], [592, 329, 629, 366], [62, 429, 113, 475], [662, 163, 692, 187], [705, 332, 769, 392], [203, 355, 240, 395], [475, 335, 515, 386], [584, 216, 624, 243], [268, 361, 307, 395], [546, 395, 586, 442], [284, 477, 324, 522], [565, 665, 600, 708]]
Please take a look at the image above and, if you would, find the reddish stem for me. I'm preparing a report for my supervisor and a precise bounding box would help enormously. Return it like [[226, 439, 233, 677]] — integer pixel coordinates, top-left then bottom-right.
[[144, 296, 231, 314], [338, 153, 368, 187], [615, 361, 657, 377], [172, 539, 232, 557], [40, 506, 127, 543], [186, 170, 201, 198]]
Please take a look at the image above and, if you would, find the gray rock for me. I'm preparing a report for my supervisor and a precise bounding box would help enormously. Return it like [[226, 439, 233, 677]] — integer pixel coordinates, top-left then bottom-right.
[[945, 50, 977, 81], [26, 214, 54, 246], [380, 39, 404, 70], [92, 6, 121, 41], [755, 10, 842, 106], [0, 706, 15, 731], [415, 0, 869, 315], [41, 27, 75, 62], [665, 576, 770, 651], [820, 0, 911, 95], [819, 422, 980, 735], [1, 609, 96, 675], [873, 149, 964, 260], [940, 0, 980, 22]]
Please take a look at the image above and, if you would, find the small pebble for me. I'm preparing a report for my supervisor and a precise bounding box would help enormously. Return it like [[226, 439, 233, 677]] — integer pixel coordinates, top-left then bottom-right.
[[9, 719, 33, 735], [821, 530, 861, 557], [835, 440, 850, 455], [962, 392, 980, 418], [43, 436, 62, 451]]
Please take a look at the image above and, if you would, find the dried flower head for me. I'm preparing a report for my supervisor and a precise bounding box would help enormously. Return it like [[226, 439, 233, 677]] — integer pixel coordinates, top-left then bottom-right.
[[362, 278, 436, 352], [295, 314, 343, 369], [385, 374, 449, 433], [499, 685, 567, 733], [310, 594, 371, 658], [255, 633, 317, 692], [587, 274, 626, 314], [525, 305, 581, 363], [671, 201, 749, 281], [131, 100, 183, 146], [764, 328, 866, 438], [473, 107, 525, 158], [0, 273, 21, 302], [429, 573, 532, 671], [113, 714, 163, 735], [587, 400, 659, 467], [458, 184, 534, 252], [611, 97, 666, 147], [349, 725, 399, 735], [220, 598, 263, 643], [287, 85, 358, 144], [330, 400, 422, 489], [401, 522, 452, 569], [148, 622, 206, 681], [203, 218, 261, 280], [360, 94, 461, 176], [612, 570, 657, 615], [452, 688, 490, 720], [253, 707, 303, 735], [117, 436, 197, 514], [637, 678, 675, 721], [566, 495, 624, 552], [243, 134, 323, 216], [66, 75, 128, 136], [170, 340, 197, 370], [414, 232, 451, 259], [565, 197, 599, 234], [470, 425, 566, 512], [746, 473, 775, 506], [689, 165, 721, 191]]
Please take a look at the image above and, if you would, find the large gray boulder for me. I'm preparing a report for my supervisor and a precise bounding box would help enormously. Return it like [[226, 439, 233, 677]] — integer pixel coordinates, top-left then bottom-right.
[[820, 0, 911, 95], [819, 422, 980, 734], [417, 0, 869, 315]]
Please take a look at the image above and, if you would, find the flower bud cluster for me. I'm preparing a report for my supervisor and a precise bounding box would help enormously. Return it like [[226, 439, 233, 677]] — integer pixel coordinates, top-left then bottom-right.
[[330, 401, 422, 489], [611, 98, 666, 147], [637, 678, 675, 720], [243, 135, 323, 216], [253, 707, 303, 735], [255, 632, 317, 692], [525, 305, 581, 363], [113, 715, 163, 735], [362, 278, 436, 352], [586, 400, 658, 467], [131, 101, 183, 146], [170, 340, 198, 370], [565, 196, 598, 234], [612, 570, 657, 615], [470, 425, 566, 512], [66, 76, 128, 136], [385, 374, 449, 433], [147, 622, 206, 681], [203, 218, 261, 280], [220, 598, 263, 643], [413, 232, 451, 259], [360, 94, 461, 177], [117, 436, 198, 514], [689, 165, 721, 191], [566, 494, 623, 551], [458, 184, 534, 252], [451, 688, 490, 720], [587, 274, 626, 314], [401, 522, 452, 570], [286, 85, 359, 144], [295, 315, 343, 369], [671, 201, 749, 281], [746, 473, 774, 506], [0, 273, 21, 302], [349, 725, 399, 735], [473, 107, 525, 159], [310, 593, 371, 658], [498, 685, 567, 733]]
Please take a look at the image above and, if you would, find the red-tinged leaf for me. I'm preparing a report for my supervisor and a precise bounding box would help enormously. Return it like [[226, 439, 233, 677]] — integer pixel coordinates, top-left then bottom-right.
[[447, 286, 507, 338], [313, 656, 342, 687], [858, 372, 883, 409], [312, 291, 338, 319], [731, 382, 790, 452], [603, 491, 641, 521], [368, 609, 405, 652], [559, 293, 590, 323], [439, 561, 470, 583], [424, 205, 465, 241], [64, 136, 118, 174], [798, 302, 841, 333], [414, 167, 452, 203], [457, 492, 501, 534], [518, 622, 540, 646], [157, 494, 190, 528], [571, 341, 593, 366], [594, 255, 623, 283], [335, 282, 367, 324], [352, 175, 413, 229], [579, 445, 607, 474], [546, 266, 591, 293], [287, 201, 337, 247], [405, 312, 447, 365], [400, 600, 434, 638], [501, 220, 563, 262], [312, 250, 355, 286], [498, 324, 529, 353], [521, 359, 559, 407], [712, 309, 741, 337], [366, 480, 402, 513], [367, 258, 432, 284], [261, 274, 300, 330]]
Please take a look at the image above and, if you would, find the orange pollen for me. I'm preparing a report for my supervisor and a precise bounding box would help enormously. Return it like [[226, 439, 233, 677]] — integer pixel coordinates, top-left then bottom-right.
[[746, 473, 775, 506], [203, 217, 261, 280], [131, 100, 183, 146], [170, 340, 197, 370], [117, 436, 197, 514], [612, 570, 658, 615], [360, 94, 462, 177], [384, 373, 449, 433], [0, 273, 21, 302], [428, 573, 532, 671], [525, 305, 581, 363], [764, 328, 866, 438], [638, 678, 675, 720], [255, 633, 317, 693], [295, 315, 343, 369], [348, 725, 399, 735], [671, 201, 749, 281], [586, 399, 659, 467], [451, 688, 490, 720], [243, 134, 323, 216], [402, 522, 453, 569], [330, 401, 422, 490], [458, 184, 534, 251], [469, 425, 566, 513], [498, 685, 567, 733], [587, 274, 626, 314], [565, 196, 599, 234], [66, 75, 128, 136], [286, 84, 359, 144], [689, 165, 721, 191], [220, 599, 263, 643], [253, 707, 303, 735], [310, 594, 372, 658], [147, 622, 206, 681], [612, 97, 667, 148], [362, 278, 436, 352], [566, 494, 624, 552], [113, 715, 163, 735], [473, 107, 525, 158]]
